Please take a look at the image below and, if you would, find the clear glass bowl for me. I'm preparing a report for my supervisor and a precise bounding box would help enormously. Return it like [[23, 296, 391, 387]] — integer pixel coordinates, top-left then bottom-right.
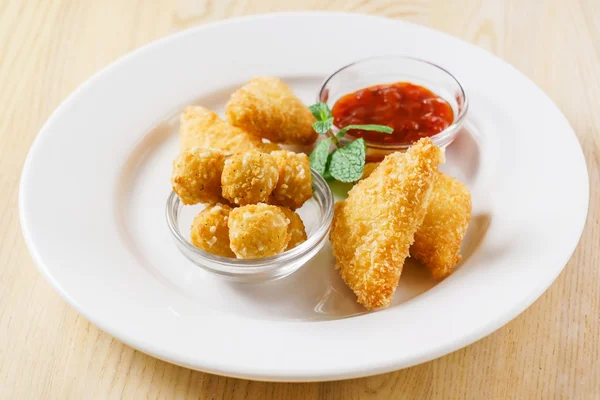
[[318, 55, 468, 161], [166, 169, 334, 283]]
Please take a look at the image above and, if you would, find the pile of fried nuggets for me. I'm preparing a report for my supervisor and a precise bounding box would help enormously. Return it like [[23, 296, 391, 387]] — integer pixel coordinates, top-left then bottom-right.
[[171, 77, 316, 259], [170, 76, 472, 310]]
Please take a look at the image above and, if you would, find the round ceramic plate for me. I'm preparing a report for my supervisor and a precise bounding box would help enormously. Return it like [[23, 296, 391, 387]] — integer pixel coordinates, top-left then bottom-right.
[[19, 13, 588, 381]]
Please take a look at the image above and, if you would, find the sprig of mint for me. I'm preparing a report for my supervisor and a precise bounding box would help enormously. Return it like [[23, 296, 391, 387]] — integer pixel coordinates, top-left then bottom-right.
[[308, 102, 392, 182]]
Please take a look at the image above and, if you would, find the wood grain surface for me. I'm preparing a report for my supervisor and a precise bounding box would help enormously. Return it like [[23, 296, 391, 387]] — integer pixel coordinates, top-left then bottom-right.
[[1, 0, 598, 398]]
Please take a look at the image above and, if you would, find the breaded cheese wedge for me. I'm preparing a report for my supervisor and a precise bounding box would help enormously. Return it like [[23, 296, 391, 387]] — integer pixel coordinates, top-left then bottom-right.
[[410, 173, 472, 279], [225, 76, 318, 145], [360, 162, 380, 180], [330, 138, 443, 309], [180, 106, 279, 153]]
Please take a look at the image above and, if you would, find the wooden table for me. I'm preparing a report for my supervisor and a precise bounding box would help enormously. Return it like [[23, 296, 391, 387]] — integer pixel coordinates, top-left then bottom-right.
[[2, 1, 598, 398]]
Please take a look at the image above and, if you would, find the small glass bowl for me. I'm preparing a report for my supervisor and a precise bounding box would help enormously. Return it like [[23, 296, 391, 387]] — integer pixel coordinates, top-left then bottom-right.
[[318, 55, 468, 161], [166, 169, 334, 283]]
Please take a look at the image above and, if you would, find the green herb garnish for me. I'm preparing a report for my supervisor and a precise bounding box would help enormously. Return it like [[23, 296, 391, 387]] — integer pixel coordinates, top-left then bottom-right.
[[308, 137, 331, 176], [338, 124, 392, 138], [308, 102, 392, 182], [328, 138, 366, 182]]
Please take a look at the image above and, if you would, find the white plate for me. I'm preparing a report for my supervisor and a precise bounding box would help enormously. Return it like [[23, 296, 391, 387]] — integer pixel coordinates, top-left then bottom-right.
[[19, 13, 588, 381]]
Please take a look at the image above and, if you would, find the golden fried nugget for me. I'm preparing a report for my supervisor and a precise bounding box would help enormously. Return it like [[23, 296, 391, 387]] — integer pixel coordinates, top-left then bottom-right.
[[361, 162, 380, 180], [280, 207, 308, 250], [269, 150, 313, 210], [410, 173, 472, 279], [225, 77, 318, 145], [171, 147, 226, 205], [180, 106, 280, 153], [221, 151, 279, 206], [330, 138, 443, 310], [228, 204, 291, 258], [190, 203, 235, 257]]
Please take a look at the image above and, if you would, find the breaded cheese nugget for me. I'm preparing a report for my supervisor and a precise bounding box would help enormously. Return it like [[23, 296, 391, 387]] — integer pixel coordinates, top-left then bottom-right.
[[270, 150, 312, 210], [330, 138, 443, 310], [228, 204, 291, 258], [225, 77, 318, 145], [280, 207, 308, 250], [190, 203, 235, 257], [221, 151, 279, 205], [171, 147, 226, 205], [180, 106, 280, 153], [411, 173, 472, 279]]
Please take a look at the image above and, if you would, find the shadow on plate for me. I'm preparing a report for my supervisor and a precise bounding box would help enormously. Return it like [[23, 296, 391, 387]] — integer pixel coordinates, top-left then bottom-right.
[[227, 210, 491, 321]]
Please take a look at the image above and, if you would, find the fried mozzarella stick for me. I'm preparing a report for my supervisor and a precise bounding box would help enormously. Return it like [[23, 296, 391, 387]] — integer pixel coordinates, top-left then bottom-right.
[[330, 138, 443, 309], [180, 106, 280, 153], [410, 173, 472, 280], [225, 77, 318, 145]]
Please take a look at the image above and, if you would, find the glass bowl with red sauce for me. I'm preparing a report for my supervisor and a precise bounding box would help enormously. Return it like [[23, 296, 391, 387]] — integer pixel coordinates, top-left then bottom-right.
[[318, 55, 468, 161]]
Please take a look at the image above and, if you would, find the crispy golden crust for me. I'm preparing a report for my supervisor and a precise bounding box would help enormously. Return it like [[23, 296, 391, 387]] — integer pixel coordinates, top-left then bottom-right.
[[171, 148, 226, 205], [190, 203, 235, 257], [225, 77, 318, 145], [410, 173, 472, 279], [330, 138, 443, 309], [269, 150, 313, 210], [180, 106, 280, 153], [221, 151, 279, 206], [280, 207, 308, 250], [228, 204, 291, 259]]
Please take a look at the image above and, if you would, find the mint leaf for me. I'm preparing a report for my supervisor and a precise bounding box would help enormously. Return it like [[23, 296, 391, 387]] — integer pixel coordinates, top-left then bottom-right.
[[328, 139, 366, 182], [312, 118, 334, 135], [322, 153, 334, 180], [337, 124, 393, 138], [309, 138, 332, 176], [308, 102, 332, 121]]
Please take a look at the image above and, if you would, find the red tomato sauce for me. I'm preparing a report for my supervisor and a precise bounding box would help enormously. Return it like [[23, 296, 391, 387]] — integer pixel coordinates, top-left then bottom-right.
[[331, 82, 454, 144]]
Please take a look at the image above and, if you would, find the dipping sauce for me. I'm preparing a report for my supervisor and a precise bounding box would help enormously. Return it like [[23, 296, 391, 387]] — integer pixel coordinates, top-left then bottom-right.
[[331, 82, 454, 144]]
